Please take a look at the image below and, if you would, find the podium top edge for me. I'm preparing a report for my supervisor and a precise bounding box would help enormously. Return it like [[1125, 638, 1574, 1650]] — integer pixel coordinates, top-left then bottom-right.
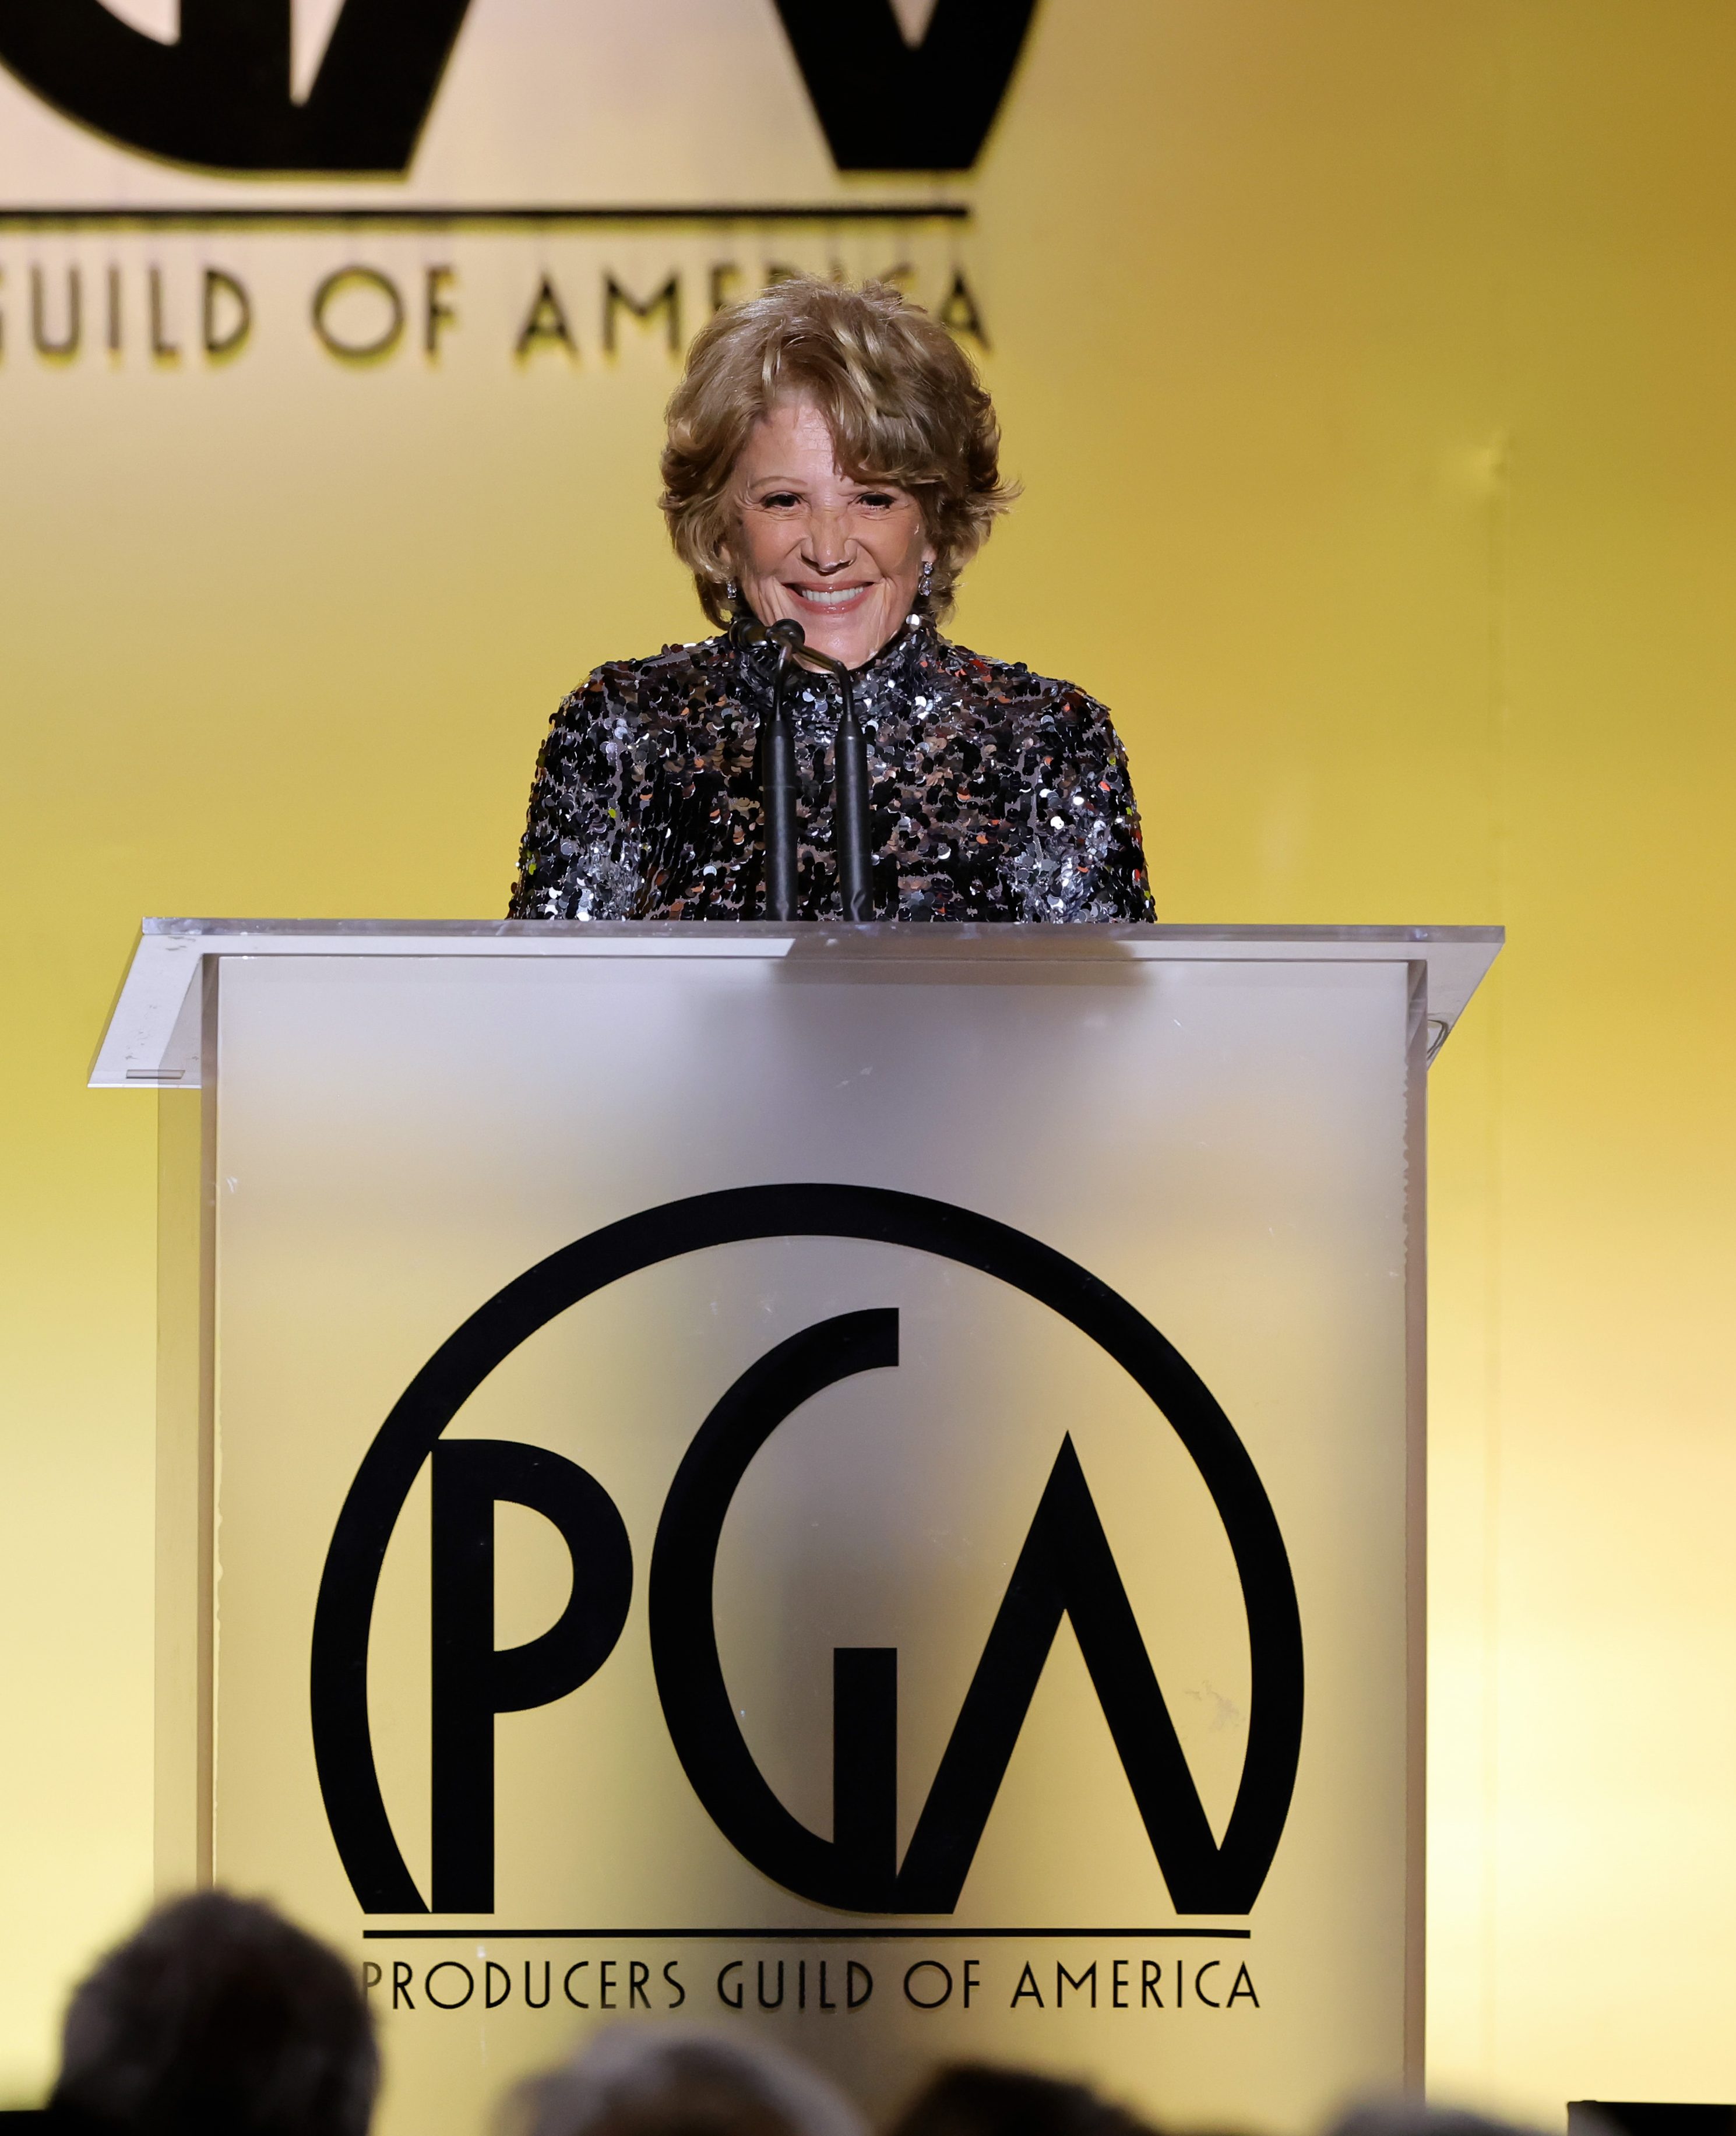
[[93, 918, 1503, 1088], [137, 917, 1505, 947]]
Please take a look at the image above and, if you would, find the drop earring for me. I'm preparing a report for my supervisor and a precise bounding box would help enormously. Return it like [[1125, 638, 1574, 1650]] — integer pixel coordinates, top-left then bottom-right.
[[913, 559, 934, 622], [726, 578, 740, 611]]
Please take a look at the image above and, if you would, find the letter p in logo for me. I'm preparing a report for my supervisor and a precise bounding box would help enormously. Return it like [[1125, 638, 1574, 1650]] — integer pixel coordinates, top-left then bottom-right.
[[430, 1440, 631, 1912]]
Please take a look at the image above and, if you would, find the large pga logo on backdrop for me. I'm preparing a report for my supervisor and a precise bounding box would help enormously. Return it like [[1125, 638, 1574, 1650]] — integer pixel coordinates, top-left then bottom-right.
[[0, 0, 1038, 173], [311, 1184, 1305, 1920]]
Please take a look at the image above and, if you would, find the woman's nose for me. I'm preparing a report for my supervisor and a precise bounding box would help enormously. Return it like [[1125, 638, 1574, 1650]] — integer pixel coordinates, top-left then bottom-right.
[[801, 507, 853, 569]]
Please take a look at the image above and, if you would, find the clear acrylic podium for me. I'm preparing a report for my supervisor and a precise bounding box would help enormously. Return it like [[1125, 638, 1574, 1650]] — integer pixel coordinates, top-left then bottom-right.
[[96, 920, 1500, 2136]]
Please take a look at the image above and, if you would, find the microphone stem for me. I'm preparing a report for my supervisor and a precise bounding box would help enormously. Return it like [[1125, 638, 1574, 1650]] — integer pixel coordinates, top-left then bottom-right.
[[759, 646, 800, 922], [832, 671, 874, 923]]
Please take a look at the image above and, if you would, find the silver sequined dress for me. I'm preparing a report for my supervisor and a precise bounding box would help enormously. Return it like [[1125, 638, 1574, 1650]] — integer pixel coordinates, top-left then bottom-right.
[[509, 619, 1154, 923]]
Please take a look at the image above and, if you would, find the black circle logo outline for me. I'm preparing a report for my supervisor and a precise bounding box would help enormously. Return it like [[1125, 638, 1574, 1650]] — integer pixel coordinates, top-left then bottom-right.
[[309, 1182, 1304, 1915]]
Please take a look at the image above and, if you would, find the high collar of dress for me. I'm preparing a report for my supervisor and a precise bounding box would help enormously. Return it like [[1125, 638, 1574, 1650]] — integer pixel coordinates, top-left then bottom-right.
[[733, 615, 934, 707]]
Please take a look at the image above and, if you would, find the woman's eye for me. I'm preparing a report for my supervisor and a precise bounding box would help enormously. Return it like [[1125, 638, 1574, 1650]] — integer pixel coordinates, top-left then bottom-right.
[[858, 492, 896, 510], [759, 491, 801, 509]]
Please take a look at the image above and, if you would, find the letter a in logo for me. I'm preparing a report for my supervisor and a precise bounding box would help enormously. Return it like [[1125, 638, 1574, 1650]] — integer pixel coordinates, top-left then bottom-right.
[[0, 0, 474, 171]]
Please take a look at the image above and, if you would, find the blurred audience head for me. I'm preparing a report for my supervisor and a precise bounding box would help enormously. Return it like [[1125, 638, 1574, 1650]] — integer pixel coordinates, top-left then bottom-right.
[[1327, 2106, 1548, 2136], [50, 1890, 377, 2136], [886, 2065, 1158, 2136], [511, 2028, 865, 2136]]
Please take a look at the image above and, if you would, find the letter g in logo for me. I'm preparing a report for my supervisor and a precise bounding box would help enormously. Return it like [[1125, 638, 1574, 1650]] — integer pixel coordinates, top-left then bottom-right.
[[310, 1183, 1304, 1918]]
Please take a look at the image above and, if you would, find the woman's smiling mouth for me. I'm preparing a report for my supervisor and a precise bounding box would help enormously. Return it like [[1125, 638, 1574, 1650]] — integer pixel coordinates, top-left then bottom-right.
[[787, 581, 874, 609]]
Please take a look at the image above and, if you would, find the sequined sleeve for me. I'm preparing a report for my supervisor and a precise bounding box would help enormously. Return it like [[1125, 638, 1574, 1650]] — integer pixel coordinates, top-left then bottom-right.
[[508, 670, 645, 921], [1003, 683, 1157, 923]]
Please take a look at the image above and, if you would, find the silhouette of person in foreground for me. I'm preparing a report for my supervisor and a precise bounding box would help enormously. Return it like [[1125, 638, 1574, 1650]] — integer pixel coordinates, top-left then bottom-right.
[[886, 2066, 1157, 2136], [48, 1891, 376, 2136], [510, 2027, 865, 2136]]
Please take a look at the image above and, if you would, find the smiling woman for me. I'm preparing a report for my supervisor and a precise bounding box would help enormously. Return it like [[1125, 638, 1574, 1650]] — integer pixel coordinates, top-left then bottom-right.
[[510, 277, 1155, 923]]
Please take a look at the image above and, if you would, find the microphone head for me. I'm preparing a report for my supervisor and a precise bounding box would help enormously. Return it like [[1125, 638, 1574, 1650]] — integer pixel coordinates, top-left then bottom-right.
[[767, 618, 807, 651]]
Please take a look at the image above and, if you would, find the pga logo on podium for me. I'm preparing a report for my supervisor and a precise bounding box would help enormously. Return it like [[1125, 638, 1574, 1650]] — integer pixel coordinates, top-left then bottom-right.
[[310, 1183, 1305, 1924]]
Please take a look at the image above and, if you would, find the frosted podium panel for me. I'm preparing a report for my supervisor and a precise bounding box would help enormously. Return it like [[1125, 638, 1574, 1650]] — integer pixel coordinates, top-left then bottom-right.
[[126, 928, 1468, 2136]]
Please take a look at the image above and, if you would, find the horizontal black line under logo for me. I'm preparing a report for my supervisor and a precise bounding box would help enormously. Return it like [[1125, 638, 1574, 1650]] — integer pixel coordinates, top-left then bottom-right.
[[0, 203, 970, 231], [361, 1926, 1253, 1942]]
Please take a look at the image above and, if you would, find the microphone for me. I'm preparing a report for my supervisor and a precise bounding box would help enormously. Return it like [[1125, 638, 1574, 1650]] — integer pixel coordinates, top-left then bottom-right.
[[731, 613, 876, 923], [731, 612, 801, 921]]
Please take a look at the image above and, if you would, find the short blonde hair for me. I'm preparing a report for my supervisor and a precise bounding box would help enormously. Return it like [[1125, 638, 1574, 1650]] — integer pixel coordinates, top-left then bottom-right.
[[661, 277, 1015, 628]]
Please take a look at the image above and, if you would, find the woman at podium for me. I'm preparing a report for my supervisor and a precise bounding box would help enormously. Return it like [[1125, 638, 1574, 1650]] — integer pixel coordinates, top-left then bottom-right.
[[510, 277, 1153, 924]]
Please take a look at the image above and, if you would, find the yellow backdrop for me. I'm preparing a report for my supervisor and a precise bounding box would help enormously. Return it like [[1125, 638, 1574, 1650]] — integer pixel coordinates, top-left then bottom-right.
[[1, 0, 1733, 2127]]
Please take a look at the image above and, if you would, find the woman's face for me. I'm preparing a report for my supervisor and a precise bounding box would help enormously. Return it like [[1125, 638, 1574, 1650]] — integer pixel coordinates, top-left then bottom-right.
[[726, 396, 935, 669]]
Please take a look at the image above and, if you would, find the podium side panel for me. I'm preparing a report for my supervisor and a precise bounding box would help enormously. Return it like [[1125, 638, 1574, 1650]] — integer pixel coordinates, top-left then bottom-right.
[[154, 966, 216, 1893], [1405, 958, 1427, 2088]]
